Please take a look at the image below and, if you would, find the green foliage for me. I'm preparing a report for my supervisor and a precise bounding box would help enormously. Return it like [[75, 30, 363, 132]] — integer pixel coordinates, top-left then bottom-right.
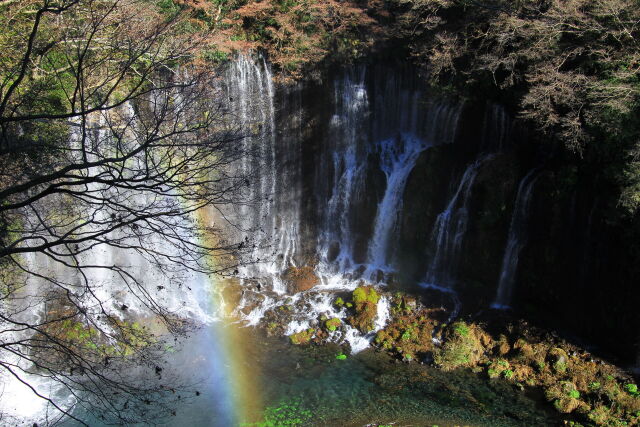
[[156, 0, 181, 17], [334, 297, 344, 307], [452, 322, 469, 337], [335, 353, 347, 360], [201, 48, 229, 64], [246, 398, 313, 427]]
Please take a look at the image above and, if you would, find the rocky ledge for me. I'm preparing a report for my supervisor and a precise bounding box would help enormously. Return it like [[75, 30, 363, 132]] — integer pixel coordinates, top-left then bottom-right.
[[251, 283, 640, 427]]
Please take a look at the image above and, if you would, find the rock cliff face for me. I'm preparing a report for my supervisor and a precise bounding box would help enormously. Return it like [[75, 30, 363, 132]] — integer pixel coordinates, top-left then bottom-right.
[[226, 53, 639, 364]]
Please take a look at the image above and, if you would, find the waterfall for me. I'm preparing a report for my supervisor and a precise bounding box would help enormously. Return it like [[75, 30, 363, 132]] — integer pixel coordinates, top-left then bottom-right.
[[224, 54, 302, 293], [0, 104, 233, 425], [424, 156, 491, 288], [366, 104, 463, 276], [492, 170, 539, 309], [316, 67, 464, 279], [481, 103, 512, 153], [317, 68, 370, 272], [366, 135, 427, 272]]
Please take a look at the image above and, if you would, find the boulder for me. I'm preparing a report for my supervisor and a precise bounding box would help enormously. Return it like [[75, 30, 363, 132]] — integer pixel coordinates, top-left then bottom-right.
[[282, 266, 319, 294]]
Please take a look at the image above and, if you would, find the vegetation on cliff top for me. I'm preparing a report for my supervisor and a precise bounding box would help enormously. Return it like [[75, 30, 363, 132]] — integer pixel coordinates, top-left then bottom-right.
[[163, 0, 387, 77], [390, 0, 640, 216]]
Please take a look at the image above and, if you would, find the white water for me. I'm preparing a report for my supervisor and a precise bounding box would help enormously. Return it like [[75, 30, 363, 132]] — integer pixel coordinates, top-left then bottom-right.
[[317, 69, 369, 273], [225, 59, 470, 356], [280, 292, 391, 354], [492, 170, 539, 309], [424, 156, 492, 288], [225, 54, 302, 295], [317, 72, 463, 280], [481, 103, 512, 153], [0, 104, 230, 425], [367, 135, 428, 273]]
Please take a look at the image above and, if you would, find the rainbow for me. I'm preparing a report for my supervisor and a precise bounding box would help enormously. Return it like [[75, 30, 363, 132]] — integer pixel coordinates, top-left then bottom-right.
[[197, 206, 264, 426]]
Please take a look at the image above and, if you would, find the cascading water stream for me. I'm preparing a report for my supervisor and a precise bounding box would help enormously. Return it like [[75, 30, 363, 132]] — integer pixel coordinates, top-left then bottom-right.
[[424, 156, 492, 288], [492, 170, 539, 309], [481, 104, 512, 153], [224, 54, 303, 295], [317, 69, 369, 273], [0, 104, 238, 425], [366, 135, 428, 273]]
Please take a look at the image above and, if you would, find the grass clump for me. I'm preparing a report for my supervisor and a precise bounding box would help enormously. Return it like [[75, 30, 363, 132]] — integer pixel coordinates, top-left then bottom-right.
[[434, 321, 484, 371]]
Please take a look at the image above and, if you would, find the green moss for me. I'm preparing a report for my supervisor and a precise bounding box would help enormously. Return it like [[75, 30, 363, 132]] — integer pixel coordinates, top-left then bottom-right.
[[335, 353, 347, 360], [290, 329, 315, 345], [334, 297, 344, 307], [452, 322, 470, 337], [352, 286, 379, 305], [487, 368, 500, 379], [41, 317, 152, 359], [348, 286, 381, 333], [324, 318, 341, 332], [568, 389, 580, 399]]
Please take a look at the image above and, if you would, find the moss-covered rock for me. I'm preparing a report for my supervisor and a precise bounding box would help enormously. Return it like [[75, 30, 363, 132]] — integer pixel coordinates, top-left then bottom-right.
[[324, 318, 341, 332], [353, 285, 380, 306], [374, 298, 440, 361], [347, 285, 380, 333], [548, 347, 569, 374], [433, 321, 486, 371], [290, 328, 315, 345]]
